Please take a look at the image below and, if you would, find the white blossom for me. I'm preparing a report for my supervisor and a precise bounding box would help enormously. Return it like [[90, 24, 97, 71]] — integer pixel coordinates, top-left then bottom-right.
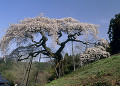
[[97, 38, 109, 49], [0, 17, 99, 54], [79, 39, 110, 66]]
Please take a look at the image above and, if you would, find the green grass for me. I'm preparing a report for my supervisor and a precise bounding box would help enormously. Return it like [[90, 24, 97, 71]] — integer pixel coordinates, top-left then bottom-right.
[[45, 54, 120, 86]]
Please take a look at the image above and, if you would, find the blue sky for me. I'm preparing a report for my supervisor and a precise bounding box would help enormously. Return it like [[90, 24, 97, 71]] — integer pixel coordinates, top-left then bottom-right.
[[0, 0, 120, 60], [0, 0, 120, 40]]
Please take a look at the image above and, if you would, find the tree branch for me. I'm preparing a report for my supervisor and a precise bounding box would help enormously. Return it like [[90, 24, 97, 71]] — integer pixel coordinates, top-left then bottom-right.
[[56, 31, 62, 45], [40, 32, 55, 57], [17, 50, 49, 61], [56, 32, 95, 54]]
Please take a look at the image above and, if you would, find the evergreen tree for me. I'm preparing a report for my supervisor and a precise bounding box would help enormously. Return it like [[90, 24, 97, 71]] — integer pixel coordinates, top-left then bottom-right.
[[108, 13, 120, 54]]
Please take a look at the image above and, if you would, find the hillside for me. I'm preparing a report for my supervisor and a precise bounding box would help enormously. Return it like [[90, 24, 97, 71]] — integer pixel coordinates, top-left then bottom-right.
[[45, 54, 120, 86]]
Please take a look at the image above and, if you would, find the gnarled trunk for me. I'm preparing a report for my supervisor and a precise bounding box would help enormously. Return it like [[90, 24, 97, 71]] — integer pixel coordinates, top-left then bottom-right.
[[54, 52, 64, 78]]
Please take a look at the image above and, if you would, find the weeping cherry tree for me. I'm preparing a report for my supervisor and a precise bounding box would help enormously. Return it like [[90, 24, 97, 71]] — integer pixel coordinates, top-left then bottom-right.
[[0, 16, 99, 77]]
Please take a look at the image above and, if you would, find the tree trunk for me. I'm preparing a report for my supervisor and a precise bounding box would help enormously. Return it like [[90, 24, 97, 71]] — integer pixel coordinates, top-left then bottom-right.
[[55, 52, 64, 78]]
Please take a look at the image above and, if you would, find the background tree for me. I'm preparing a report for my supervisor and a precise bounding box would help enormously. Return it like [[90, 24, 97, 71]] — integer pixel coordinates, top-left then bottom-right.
[[0, 16, 99, 77], [0, 59, 52, 86], [108, 13, 120, 54], [79, 38, 110, 66], [63, 53, 80, 74]]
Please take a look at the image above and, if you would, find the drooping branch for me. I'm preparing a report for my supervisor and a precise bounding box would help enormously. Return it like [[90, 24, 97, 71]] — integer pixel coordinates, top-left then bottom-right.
[[17, 50, 48, 61], [33, 50, 49, 57]]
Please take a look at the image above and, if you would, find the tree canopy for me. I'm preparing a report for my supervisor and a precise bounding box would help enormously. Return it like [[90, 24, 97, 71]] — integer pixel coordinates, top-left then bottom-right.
[[0, 16, 100, 77], [0, 17, 99, 54], [108, 13, 120, 54]]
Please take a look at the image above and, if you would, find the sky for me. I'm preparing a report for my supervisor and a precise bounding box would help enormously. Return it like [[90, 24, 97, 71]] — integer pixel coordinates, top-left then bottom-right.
[[0, 0, 120, 59]]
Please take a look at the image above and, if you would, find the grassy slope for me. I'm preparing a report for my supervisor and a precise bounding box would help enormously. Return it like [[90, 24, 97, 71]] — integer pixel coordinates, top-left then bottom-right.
[[45, 54, 120, 86]]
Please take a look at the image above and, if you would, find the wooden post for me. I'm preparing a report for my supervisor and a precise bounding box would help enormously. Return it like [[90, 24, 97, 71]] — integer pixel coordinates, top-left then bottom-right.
[[72, 41, 75, 71]]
